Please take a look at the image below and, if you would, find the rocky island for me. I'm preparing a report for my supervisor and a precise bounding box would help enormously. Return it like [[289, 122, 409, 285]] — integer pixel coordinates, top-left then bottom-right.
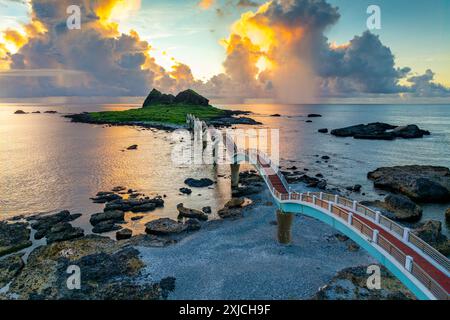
[[330, 122, 430, 140], [66, 89, 261, 129]]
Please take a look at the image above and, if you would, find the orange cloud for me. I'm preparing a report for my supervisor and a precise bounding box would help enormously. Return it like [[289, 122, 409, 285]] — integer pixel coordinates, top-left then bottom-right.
[[198, 0, 215, 10]]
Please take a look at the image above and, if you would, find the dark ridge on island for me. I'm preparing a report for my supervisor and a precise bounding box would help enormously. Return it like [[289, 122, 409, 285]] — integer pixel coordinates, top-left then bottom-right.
[[329, 122, 430, 140], [65, 88, 261, 130]]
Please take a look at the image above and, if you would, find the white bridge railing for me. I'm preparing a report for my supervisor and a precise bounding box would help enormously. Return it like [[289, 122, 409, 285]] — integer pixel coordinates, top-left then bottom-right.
[[186, 114, 450, 300]]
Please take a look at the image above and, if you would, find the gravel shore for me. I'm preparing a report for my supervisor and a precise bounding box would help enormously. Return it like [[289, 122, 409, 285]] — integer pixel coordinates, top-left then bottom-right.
[[137, 186, 375, 300]]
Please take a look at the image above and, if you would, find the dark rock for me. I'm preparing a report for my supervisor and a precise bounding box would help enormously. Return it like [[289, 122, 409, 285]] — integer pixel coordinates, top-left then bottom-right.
[[185, 219, 201, 232], [179, 187, 192, 195], [130, 202, 156, 213], [131, 216, 144, 221], [14, 110, 27, 114], [46, 223, 84, 244], [217, 198, 247, 219], [413, 220, 450, 256], [318, 128, 328, 133], [367, 166, 450, 203], [142, 89, 175, 107], [92, 221, 122, 234], [270, 114, 281, 117], [112, 186, 127, 192], [184, 178, 214, 188], [159, 277, 176, 292], [331, 122, 429, 140], [32, 111, 41, 114], [0, 254, 25, 288], [317, 180, 327, 190], [347, 243, 360, 252], [127, 145, 138, 150], [315, 173, 324, 178], [313, 265, 414, 300], [90, 210, 125, 226], [31, 211, 81, 240], [446, 208, 450, 223], [174, 89, 209, 106], [346, 184, 362, 192], [91, 192, 122, 203], [44, 111, 57, 114], [306, 120, 313, 123], [104, 197, 164, 212], [308, 114, 322, 118], [321, 155, 330, 160], [177, 203, 208, 221], [116, 228, 132, 240], [145, 218, 187, 236], [202, 206, 212, 214], [0, 222, 32, 257], [384, 194, 423, 222], [232, 185, 261, 197]]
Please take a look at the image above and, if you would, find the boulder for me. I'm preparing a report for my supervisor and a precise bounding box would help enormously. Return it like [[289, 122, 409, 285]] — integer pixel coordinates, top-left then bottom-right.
[[184, 178, 214, 188], [91, 192, 122, 203], [0, 222, 32, 257], [145, 218, 187, 236], [116, 228, 132, 240], [185, 219, 201, 232], [142, 89, 175, 107], [202, 206, 212, 214], [367, 166, 450, 203], [31, 211, 82, 240], [14, 110, 27, 114], [46, 223, 84, 244], [313, 265, 414, 300], [90, 210, 125, 226], [224, 198, 245, 208], [127, 145, 138, 150], [179, 187, 192, 195], [130, 202, 156, 213], [177, 203, 208, 221], [413, 220, 450, 256], [174, 89, 209, 106], [92, 221, 122, 234], [0, 254, 25, 288], [318, 128, 328, 133], [384, 194, 423, 222], [331, 122, 429, 140], [104, 197, 164, 212]]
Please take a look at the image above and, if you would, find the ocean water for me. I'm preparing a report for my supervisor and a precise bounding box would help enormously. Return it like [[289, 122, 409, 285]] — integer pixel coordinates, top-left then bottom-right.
[[0, 101, 449, 235]]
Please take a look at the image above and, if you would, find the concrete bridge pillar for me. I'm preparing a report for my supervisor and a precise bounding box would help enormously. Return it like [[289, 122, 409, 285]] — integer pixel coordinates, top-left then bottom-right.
[[230, 163, 240, 188], [276, 210, 294, 244]]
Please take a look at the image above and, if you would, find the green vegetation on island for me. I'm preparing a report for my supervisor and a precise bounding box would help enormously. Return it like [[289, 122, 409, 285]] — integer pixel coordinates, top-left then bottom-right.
[[66, 88, 260, 128], [88, 103, 226, 125]]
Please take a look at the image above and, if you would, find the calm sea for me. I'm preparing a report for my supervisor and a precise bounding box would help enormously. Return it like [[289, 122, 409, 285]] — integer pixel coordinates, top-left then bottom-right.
[[1, 100, 449, 235]]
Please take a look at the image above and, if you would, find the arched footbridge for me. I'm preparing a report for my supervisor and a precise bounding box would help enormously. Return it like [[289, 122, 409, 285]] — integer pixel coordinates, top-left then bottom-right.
[[187, 114, 450, 300]]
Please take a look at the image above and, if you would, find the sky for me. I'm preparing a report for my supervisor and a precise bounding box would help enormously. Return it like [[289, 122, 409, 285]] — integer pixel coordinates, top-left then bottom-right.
[[0, 0, 449, 102]]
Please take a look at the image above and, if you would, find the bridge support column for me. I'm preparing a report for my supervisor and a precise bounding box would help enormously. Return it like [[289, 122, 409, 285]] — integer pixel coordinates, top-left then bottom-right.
[[230, 164, 240, 188], [276, 210, 294, 245]]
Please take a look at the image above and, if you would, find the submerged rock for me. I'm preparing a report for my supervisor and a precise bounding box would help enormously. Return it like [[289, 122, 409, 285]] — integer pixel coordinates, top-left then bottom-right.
[[0, 222, 32, 257], [331, 122, 430, 140], [367, 165, 450, 203], [313, 265, 414, 300], [90, 192, 122, 203], [184, 178, 214, 188], [104, 197, 164, 212], [179, 187, 192, 195]]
